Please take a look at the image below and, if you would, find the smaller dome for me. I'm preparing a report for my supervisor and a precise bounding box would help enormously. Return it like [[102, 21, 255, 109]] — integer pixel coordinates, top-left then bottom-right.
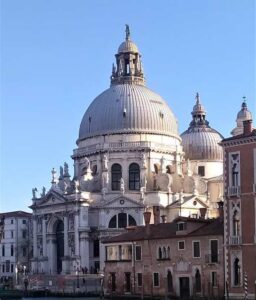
[[118, 40, 139, 53], [231, 99, 253, 136], [181, 127, 223, 161], [236, 102, 252, 120], [181, 93, 223, 161]]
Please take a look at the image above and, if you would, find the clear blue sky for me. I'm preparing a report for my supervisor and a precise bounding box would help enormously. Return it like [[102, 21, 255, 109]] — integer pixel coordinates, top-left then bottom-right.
[[0, 0, 255, 212]]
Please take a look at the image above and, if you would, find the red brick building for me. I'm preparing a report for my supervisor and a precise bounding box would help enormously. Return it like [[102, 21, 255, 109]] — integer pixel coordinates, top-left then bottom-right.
[[103, 212, 224, 298], [221, 119, 256, 299]]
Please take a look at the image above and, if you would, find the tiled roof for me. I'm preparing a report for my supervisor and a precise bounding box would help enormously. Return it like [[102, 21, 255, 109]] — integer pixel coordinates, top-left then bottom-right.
[[0, 210, 32, 218], [102, 217, 223, 244], [221, 129, 256, 143]]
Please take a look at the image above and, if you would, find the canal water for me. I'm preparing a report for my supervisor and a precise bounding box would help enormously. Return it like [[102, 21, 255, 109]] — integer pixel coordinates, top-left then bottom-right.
[[22, 298, 101, 300]]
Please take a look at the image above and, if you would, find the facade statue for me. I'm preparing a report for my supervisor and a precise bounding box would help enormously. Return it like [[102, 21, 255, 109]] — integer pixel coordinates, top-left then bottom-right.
[[51, 168, 58, 184], [32, 188, 38, 199], [41, 186, 46, 197], [64, 162, 70, 177], [59, 166, 64, 178], [141, 152, 147, 168], [102, 154, 108, 170], [120, 177, 125, 194]]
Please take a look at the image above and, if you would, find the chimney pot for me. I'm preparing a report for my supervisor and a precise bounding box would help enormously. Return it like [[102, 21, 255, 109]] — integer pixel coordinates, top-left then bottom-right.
[[143, 211, 151, 225], [243, 120, 253, 135]]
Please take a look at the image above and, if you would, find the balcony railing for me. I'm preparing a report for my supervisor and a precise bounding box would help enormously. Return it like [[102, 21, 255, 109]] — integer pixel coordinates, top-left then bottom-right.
[[229, 235, 241, 245], [227, 186, 240, 197], [205, 254, 219, 264]]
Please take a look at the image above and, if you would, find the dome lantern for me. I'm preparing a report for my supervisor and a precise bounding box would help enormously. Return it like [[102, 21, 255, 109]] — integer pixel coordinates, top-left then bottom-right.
[[111, 25, 145, 86]]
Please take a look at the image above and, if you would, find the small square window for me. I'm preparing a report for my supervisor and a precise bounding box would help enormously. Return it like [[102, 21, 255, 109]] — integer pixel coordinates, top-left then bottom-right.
[[22, 220, 26, 224], [11, 220, 14, 224], [177, 222, 186, 231], [198, 166, 205, 177], [153, 272, 160, 287], [137, 273, 142, 287], [178, 241, 185, 250]]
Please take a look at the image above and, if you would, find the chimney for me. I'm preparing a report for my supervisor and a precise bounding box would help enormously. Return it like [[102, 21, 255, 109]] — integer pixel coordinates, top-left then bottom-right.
[[199, 208, 207, 219], [243, 120, 252, 135], [153, 206, 160, 225], [161, 215, 167, 223], [143, 211, 151, 236], [217, 201, 224, 220]]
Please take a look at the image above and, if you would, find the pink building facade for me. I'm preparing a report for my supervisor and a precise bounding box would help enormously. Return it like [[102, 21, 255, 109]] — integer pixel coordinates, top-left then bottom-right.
[[103, 214, 224, 298]]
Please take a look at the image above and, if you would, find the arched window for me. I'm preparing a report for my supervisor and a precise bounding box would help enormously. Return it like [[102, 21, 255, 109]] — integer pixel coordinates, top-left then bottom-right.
[[92, 165, 97, 176], [163, 247, 166, 259], [128, 215, 136, 226], [234, 258, 240, 286], [167, 270, 173, 292], [108, 213, 137, 229], [158, 247, 162, 259], [111, 164, 122, 190], [129, 163, 140, 190], [195, 269, 201, 292], [167, 246, 170, 259], [118, 213, 127, 228], [109, 215, 117, 228]]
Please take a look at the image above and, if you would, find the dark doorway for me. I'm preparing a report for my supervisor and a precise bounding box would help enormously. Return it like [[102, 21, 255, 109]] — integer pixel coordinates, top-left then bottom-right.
[[125, 272, 131, 292], [56, 220, 64, 274], [179, 277, 190, 299], [167, 270, 173, 293], [111, 273, 116, 291]]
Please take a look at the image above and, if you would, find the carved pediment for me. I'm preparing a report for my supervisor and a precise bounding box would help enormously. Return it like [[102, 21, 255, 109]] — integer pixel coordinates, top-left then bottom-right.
[[100, 196, 145, 209], [36, 190, 67, 207]]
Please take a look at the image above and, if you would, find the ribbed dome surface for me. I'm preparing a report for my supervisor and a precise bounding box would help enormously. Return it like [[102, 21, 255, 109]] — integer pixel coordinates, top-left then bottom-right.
[[118, 40, 139, 53], [79, 84, 179, 141], [181, 127, 223, 161]]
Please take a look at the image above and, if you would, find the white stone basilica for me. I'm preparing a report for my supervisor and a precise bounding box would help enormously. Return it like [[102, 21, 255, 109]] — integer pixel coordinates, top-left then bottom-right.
[[30, 26, 225, 275]]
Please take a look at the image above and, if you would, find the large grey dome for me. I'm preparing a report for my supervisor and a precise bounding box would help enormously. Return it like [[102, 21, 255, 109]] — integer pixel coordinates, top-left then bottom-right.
[[79, 84, 179, 141], [181, 94, 223, 161]]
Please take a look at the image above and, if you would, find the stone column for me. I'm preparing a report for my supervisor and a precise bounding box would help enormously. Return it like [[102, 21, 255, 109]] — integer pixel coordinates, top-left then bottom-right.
[[64, 214, 69, 256], [42, 218, 47, 256], [31, 216, 38, 273], [33, 217, 37, 257], [47, 234, 57, 274], [99, 236, 106, 271], [80, 233, 89, 270], [74, 212, 80, 256]]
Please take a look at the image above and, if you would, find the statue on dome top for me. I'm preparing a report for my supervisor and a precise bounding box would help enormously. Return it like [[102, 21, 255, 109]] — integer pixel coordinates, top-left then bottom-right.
[[125, 24, 130, 40]]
